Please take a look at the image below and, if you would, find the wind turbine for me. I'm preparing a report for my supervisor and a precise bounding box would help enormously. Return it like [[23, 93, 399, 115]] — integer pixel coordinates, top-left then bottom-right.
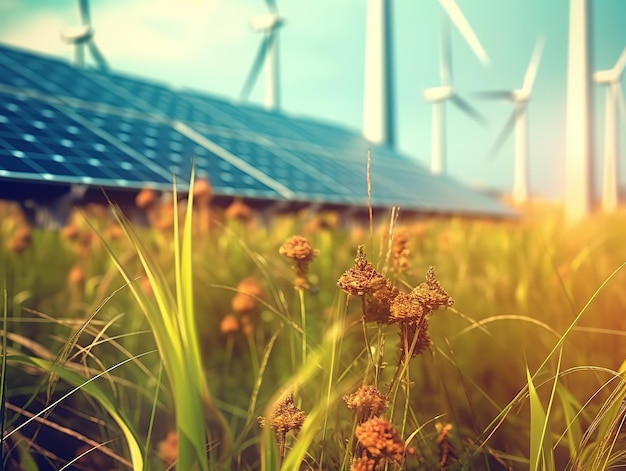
[[61, 0, 108, 71], [477, 39, 544, 204], [594, 46, 626, 212], [240, 0, 284, 111], [564, 0, 593, 222], [363, 0, 395, 147], [423, 1, 489, 175]]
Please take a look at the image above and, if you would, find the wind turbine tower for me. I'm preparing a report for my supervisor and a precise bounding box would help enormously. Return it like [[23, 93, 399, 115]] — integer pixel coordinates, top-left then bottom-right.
[[61, 0, 108, 71], [363, 0, 396, 148], [240, 0, 284, 110], [594, 46, 626, 212], [564, 0, 593, 222]]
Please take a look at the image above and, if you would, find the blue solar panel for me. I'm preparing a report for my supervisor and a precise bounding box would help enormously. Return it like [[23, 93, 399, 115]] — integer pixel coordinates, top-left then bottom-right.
[[0, 43, 514, 217]]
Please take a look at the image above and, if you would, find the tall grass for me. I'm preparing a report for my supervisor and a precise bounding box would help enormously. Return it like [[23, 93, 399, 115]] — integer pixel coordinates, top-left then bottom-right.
[[1, 197, 625, 469]]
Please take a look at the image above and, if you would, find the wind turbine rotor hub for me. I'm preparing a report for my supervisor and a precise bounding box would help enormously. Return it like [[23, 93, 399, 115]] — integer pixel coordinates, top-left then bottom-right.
[[250, 13, 284, 32], [61, 24, 94, 43], [423, 86, 453, 102]]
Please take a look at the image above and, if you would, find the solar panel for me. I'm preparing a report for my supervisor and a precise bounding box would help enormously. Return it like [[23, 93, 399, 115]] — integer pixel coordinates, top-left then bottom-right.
[[0, 43, 514, 217]]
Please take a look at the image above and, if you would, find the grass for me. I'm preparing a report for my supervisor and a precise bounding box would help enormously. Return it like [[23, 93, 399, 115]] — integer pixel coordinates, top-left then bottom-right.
[[0, 192, 625, 470]]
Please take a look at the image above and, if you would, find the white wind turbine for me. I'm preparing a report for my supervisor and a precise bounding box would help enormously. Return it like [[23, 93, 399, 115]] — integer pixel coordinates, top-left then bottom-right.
[[477, 39, 545, 204], [423, 1, 490, 175], [363, 0, 396, 147], [61, 0, 108, 71], [594, 46, 626, 212], [564, 0, 593, 223], [240, 0, 285, 111]]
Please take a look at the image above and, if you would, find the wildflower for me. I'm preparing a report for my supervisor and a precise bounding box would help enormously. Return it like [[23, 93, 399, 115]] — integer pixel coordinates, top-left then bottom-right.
[[344, 385, 388, 423], [390, 227, 411, 274], [279, 235, 319, 289], [352, 417, 413, 471], [259, 393, 306, 465], [135, 187, 159, 209], [157, 430, 178, 466], [435, 422, 459, 470], [225, 197, 253, 222], [337, 246, 399, 324], [193, 177, 213, 205], [9, 225, 32, 253], [220, 314, 239, 335], [412, 266, 454, 313]]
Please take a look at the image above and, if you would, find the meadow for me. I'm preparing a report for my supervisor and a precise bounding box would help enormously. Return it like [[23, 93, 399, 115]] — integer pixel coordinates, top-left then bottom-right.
[[1, 182, 625, 470]]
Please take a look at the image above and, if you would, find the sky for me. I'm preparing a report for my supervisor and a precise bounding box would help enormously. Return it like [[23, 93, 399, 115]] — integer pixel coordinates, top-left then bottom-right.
[[0, 0, 625, 200]]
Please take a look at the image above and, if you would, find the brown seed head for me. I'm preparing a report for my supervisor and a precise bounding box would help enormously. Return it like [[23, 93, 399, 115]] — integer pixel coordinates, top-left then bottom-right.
[[9, 226, 32, 253], [135, 187, 159, 209], [390, 227, 411, 273], [411, 267, 453, 313], [61, 224, 80, 241], [236, 277, 264, 299], [344, 385, 388, 422], [435, 422, 459, 469], [225, 197, 253, 222], [398, 319, 432, 358], [390, 291, 425, 323], [279, 235, 319, 262], [354, 417, 413, 469], [193, 178, 213, 204], [68, 265, 85, 288], [231, 292, 257, 313], [220, 314, 240, 335], [157, 431, 178, 466], [260, 393, 306, 437]]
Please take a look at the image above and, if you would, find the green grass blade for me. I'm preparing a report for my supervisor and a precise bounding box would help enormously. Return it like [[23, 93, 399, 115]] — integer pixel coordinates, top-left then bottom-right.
[[526, 367, 555, 471]]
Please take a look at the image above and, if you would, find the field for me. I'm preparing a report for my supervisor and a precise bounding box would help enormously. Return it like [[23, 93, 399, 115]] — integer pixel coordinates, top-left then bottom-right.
[[1, 187, 625, 471]]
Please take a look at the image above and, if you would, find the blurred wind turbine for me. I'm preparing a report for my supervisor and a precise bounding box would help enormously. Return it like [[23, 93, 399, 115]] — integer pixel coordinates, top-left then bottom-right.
[[61, 0, 108, 71], [363, 0, 395, 147], [594, 46, 626, 212], [240, 0, 284, 111], [477, 38, 545, 204], [564, 0, 593, 222], [423, 3, 489, 175]]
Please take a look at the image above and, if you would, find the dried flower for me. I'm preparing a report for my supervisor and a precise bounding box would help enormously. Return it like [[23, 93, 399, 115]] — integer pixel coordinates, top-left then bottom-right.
[[9, 225, 32, 253], [135, 187, 159, 209], [280, 235, 319, 289], [398, 318, 432, 358], [236, 277, 264, 299], [352, 417, 413, 471], [344, 385, 388, 423], [390, 227, 411, 274], [259, 393, 306, 466], [337, 246, 399, 324], [157, 431, 178, 466], [411, 267, 454, 313], [231, 292, 257, 313], [435, 422, 459, 470], [193, 178, 213, 205], [220, 314, 239, 335], [225, 197, 253, 222]]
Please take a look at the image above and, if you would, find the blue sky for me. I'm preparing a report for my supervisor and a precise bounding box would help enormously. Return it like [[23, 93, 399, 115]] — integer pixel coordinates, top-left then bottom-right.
[[1, 0, 625, 200]]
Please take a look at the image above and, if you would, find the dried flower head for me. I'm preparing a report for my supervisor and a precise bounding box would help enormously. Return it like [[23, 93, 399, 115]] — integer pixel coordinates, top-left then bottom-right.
[[135, 187, 159, 209], [225, 197, 253, 222], [398, 318, 432, 358], [337, 246, 399, 324], [390, 291, 425, 323], [412, 267, 454, 313], [220, 314, 240, 335], [390, 227, 411, 273], [237, 277, 264, 299], [259, 393, 306, 438], [9, 225, 32, 253], [344, 385, 388, 423], [352, 417, 413, 471], [193, 178, 213, 205], [435, 422, 459, 469], [157, 431, 178, 466], [280, 235, 319, 289], [231, 292, 257, 313]]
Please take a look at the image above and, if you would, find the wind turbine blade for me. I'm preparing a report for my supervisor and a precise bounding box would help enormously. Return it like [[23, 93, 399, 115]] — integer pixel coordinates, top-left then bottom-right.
[[265, 0, 278, 14], [440, 13, 452, 86], [88, 41, 108, 71], [75, 44, 84, 67], [451, 94, 486, 124], [475, 90, 515, 100], [486, 109, 517, 161], [522, 37, 545, 96], [240, 35, 272, 101], [79, 0, 91, 25], [439, 0, 489, 65], [614, 46, 626, 75]]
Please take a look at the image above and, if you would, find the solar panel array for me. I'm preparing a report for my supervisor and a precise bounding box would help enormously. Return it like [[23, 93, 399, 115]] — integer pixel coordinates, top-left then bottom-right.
[[0, 43, 512, 216]]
